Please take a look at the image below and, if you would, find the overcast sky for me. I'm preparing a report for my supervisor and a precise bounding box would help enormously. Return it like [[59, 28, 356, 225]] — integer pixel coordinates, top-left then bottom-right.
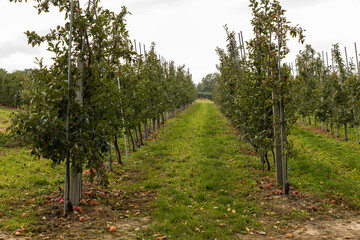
[[1, 0, 360, 83]]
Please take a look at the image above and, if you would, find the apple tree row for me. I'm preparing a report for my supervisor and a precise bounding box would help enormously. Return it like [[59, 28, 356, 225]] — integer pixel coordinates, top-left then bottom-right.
[[10, 0, 196, 211], [293, 44, 360, 142], [213, 0, 304, 188]]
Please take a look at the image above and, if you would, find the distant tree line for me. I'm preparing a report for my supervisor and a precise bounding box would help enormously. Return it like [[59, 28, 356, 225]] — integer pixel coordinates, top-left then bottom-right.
[[0, 69, 30, 107], [197, 73, 218, 100]]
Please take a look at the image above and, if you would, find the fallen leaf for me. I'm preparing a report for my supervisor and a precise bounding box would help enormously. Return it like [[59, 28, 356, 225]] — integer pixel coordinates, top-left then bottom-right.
[[15, 231, 24, 236], [286, 233, 292, 238], [219, 223, 227, 227], [258, 231, 266, 235]]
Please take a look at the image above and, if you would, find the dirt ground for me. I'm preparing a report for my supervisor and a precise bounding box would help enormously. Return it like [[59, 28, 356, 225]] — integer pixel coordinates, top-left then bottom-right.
[[240, 176, 360, 240], [0, 165, 156, 240], [242, 208, 360, 240], [2, 207, 360, 239], [24, 190, 153, 240]]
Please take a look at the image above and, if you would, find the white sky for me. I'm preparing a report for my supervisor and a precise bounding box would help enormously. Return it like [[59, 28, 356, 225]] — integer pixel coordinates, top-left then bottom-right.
[[1, 0, 360, 83]]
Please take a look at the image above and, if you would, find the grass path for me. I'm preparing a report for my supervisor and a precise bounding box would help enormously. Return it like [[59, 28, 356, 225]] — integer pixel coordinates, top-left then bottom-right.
[[134, 100, 260, 239], [289, 125, 360, 207], [135, 101, 360, 239]]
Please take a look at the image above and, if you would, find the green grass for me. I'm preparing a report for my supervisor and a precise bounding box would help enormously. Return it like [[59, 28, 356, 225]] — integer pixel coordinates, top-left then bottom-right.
[[0, 147, 62, 231], [302, 115, 360, 148], [288, 123, 360, 207], [0, 106, 14, 130], [0, 106, 63, 232], [133, 100, 261, 239]]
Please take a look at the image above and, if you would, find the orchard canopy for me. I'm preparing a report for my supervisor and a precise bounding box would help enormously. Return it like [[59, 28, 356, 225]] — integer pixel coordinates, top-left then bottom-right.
[[10, 0, 196, 211]]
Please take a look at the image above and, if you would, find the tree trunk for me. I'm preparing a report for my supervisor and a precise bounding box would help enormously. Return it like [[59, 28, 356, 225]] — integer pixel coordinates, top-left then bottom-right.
[[64, 155, 70, 213], [344, 122, 349, 140], [272, 91, 283, 186], [148, 119, 152, 134], [108, 144, 112, 172], [265, 151, 270, 171], [153, 118, 156, 132], [113, 135, 122, 164], [70, 163, 82, 207], [133, 128, 140, 147], [308, 116, 311, 125], [127, 129, 135, 152], [70, 55, 84, 208], [138, 124, 143, 145], [129, 129, 136, 151], [279, 89, 288, 194], [161, 113, 165, 125], [144, 120, 148, 141], [157, 115, 160, 129], [126, 131, 131, 151], [321, 121, 325, 130]]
